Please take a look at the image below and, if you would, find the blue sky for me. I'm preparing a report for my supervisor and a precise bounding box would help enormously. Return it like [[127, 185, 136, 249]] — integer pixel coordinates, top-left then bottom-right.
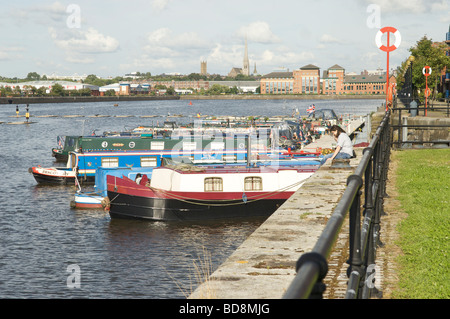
[[1, 0, 449, 78]]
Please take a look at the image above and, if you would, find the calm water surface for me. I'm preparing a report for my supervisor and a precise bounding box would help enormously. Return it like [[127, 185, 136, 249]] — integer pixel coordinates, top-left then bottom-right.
[[0, 98, 382, 298]]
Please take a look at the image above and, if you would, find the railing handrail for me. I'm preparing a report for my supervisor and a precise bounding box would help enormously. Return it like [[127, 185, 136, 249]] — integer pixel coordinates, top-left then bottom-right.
[[283, 110, 392, 299]]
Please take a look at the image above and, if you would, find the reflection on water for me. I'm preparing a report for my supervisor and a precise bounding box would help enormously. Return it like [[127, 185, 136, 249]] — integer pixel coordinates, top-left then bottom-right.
[[0, 98, 382, 298]]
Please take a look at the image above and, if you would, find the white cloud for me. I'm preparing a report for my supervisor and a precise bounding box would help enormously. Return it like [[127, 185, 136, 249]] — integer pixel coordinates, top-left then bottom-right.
[[0, 47, 24, 60], [119, 55, 176, 73], [236, 21, 281, 44], [319, 34, 345, 44], [152, 0, 172, 12], [65, 55, 95, 64], [207, 43, 243, 66], [9, 1, 68, 25], [259, 49, 315, 67], [145, 28, 212, 57], [49, 27, 120, 54], [362, 0, 447, 14], [148, 28, 209, 49]]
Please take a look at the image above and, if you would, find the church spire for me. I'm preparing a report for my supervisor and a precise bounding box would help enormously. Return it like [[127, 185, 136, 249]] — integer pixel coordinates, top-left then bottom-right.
[[242, 36, 250, 76]]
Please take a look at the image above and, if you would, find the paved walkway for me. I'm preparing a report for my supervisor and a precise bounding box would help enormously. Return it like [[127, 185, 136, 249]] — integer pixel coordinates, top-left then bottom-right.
[[189, 130, 364, 299]]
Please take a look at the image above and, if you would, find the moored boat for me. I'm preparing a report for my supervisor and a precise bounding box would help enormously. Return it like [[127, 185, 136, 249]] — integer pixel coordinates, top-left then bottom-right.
[[105, 163, 318, 221], [70, 166, 155, 209], [33, 134, 275, 185], [28, 166, 76, 185]]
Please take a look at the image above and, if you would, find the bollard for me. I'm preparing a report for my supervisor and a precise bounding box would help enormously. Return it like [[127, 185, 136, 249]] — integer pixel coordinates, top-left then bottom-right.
[[409, 100, 417, 117]]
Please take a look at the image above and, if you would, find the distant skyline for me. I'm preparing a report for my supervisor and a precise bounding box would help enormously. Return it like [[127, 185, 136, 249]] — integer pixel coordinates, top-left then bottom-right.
[[1, 0, 449, 78]]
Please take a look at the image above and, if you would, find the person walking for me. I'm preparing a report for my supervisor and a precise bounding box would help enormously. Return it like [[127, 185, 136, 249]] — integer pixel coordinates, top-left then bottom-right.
[[319, 125, 353, 166]]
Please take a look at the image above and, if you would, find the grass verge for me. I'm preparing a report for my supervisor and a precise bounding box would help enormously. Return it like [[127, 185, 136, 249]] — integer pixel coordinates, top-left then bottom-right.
[[392, 149, 450, 299]]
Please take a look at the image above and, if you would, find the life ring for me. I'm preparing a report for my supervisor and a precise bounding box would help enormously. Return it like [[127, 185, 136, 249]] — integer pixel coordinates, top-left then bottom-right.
[[422, 66, 432, 77], [425, 88, 431, 97], [375, 27, 401, 52]]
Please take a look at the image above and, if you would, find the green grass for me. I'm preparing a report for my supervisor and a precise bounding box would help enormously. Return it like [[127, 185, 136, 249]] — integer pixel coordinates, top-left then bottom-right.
[[392, 149, 450, 299]]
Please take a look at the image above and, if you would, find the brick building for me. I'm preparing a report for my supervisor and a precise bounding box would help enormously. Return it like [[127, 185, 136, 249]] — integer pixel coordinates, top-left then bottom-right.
[[259, 71, 294, 94], [260, 63, 394, 95], [293, 64, 321, 94], [322, 64, 345, 95]]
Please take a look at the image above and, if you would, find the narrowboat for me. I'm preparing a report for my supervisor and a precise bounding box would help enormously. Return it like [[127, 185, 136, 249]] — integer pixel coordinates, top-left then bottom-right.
[[71, 155, 320, 209], [32, 135, 272, 185], [105, 163, 318, 221], [51, 125, 272, 162]]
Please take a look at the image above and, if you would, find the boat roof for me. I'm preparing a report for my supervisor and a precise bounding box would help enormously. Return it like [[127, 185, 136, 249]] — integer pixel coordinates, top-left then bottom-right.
[[155, 164, 317, 175]]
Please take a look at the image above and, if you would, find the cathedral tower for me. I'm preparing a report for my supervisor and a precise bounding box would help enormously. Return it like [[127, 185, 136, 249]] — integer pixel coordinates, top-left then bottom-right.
[[242, 37, 250, 76]]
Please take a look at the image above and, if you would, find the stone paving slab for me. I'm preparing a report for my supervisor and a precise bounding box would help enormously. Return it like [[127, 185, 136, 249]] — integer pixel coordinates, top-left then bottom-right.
[[189, 133, 364, 299]]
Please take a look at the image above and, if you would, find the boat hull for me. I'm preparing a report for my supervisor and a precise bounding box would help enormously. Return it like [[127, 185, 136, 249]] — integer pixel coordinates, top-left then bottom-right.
[[70, 193, 105, 209], [52, 148, 68, 162], [29, 166, 76, 185], [107, 190, 289, 221], [29, 166, 94, 185]]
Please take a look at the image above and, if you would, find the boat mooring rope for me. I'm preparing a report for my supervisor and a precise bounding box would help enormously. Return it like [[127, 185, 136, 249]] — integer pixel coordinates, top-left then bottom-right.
[[107, 177, 305, 208]]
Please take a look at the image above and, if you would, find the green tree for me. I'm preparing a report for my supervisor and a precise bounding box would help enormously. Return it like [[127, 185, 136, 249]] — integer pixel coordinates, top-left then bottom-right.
[[228, 86, 239, 94], [104, 89, 117, 96], [166, 87, 175, 95], [36, 87, 47, 96], [84, 74, 107, 87], [51, 83, 65, 96], [401, 36, 450, 98], [26, 72, 41, 81]]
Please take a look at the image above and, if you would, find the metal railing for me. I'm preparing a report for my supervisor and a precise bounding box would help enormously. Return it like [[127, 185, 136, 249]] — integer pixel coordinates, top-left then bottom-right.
[[391, 105, 450, 148], [283, 111, 392, 299]]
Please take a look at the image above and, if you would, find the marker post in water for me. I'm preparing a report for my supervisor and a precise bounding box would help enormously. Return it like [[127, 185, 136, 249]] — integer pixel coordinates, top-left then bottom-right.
[[26, 104, 30, 123]]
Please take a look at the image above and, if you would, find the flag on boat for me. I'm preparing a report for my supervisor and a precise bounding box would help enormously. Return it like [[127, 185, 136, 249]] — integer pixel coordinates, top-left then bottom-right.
[[307, 104, 315, 114]]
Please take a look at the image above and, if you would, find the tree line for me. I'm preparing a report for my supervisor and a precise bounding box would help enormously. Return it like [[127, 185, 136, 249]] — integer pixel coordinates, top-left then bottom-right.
[[396, 35, 450, 100]]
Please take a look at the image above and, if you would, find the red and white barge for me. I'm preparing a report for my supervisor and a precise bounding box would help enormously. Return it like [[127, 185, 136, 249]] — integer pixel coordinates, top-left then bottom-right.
[[105, 164, 317, 221]]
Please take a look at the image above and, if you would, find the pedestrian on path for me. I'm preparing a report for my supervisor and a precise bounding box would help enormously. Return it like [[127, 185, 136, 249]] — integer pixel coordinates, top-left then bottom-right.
[[319, 125, 353, 166]]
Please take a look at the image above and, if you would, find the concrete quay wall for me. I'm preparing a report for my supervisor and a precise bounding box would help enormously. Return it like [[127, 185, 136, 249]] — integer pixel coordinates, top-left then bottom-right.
[[189, 133, 364, 299]]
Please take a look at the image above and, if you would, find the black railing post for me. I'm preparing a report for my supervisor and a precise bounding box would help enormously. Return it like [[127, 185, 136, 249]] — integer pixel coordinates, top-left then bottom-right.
[[397, 107, 402, 149], [346, 182, 364, 298]]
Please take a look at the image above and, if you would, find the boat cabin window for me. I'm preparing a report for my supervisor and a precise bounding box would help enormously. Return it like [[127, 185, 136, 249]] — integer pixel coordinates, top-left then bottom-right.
[[141, 157, 158, 167], [244, 176, 263, 191], [101, 157, 119, 168], [151, 141, 165, 150], [204, 177, 223, 192]]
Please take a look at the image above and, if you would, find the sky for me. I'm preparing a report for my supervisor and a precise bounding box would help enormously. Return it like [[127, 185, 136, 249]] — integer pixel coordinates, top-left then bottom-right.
[[1, 0, 449, 79]]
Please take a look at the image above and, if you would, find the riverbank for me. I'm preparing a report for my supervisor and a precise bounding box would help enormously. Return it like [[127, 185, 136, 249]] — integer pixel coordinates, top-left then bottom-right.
[[1, 94, 384, 105], [0, 95, 180, 105], [180, 94, 384, 101], [189, 118, 367, 299]]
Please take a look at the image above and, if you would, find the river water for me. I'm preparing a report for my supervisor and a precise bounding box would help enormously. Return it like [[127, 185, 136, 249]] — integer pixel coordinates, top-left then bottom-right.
[[0, 98, 382, 298]]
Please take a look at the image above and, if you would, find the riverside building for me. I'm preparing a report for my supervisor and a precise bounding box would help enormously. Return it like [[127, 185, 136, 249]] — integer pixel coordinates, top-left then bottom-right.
[[260, 63, 395, 95]]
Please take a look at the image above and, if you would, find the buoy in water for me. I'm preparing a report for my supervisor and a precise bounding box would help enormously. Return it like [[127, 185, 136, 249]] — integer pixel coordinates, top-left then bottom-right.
[[188, 101, 193, 106]]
